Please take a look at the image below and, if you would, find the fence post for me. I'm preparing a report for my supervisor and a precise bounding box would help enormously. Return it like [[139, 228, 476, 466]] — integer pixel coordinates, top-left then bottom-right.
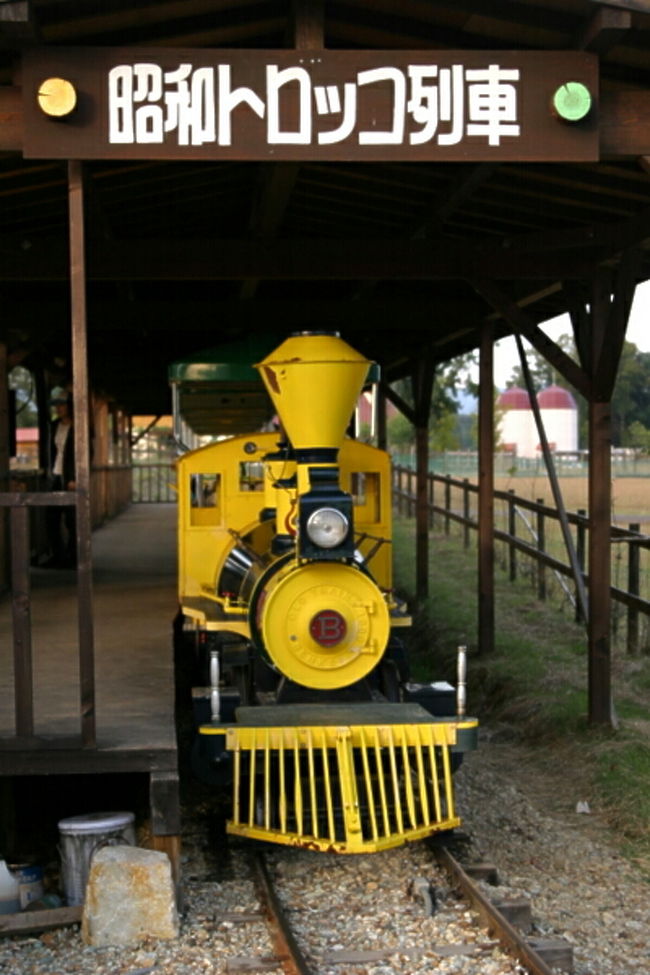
[[428, 472, 434, 528], [444, 475, 451, 536], [627, 523, 640, 656], [408, 468, 415, 518], [536, 498, 546, 601], [576, 509, 586, 624], [508, 489, 517, 581], [463, 478, 470, 549]]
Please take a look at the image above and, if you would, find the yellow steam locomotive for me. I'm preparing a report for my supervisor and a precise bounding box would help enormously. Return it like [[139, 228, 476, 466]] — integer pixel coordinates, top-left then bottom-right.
[[174, 332, 477, 853]]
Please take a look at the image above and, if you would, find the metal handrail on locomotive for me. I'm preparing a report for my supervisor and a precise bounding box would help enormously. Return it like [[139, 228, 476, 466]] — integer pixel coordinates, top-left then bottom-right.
[[173, 331, 478, 853]]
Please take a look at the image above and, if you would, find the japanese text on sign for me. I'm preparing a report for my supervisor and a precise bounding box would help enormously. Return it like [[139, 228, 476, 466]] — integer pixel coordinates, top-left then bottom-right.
[[108, 62, 521, 148]]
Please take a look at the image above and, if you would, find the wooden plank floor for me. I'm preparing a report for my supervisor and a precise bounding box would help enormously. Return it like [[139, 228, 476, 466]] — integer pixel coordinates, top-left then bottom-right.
[[0, 503, 178, 751]]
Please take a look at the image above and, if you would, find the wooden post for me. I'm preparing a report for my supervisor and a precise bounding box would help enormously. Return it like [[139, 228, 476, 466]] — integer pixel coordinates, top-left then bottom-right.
[[413, 358, 435, 604], [149, 771, 182, 903], [478, 323, 495, 655], [627, 524, 640, 656], [0, 342, 9, 589], [10, 505, 34, 736], [536, 499, 546, 601], [415, 422, 429, 602], [68, 160, 96, 748], [35, 368, 50, 475], [444, 476, 451, 536], [588, 398, 612, 724], [576, 509, 586, 624], [463, 478, 470, 549], [508, 489, 517, 581], [376, 384, 387, 451]]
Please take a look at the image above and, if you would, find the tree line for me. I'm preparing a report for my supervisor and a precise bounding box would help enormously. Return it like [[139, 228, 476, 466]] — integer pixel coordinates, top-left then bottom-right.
[[386, 337, 650, 452]]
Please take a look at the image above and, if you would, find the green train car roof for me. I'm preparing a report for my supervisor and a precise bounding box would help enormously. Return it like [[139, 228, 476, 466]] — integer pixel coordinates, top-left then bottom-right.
[[169, 337, 380, 437]]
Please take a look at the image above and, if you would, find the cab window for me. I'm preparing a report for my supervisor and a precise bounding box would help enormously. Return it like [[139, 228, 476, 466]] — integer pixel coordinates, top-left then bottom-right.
[[240, 461, 265, 491], [351, 471, 380, 522], [189, 473, 221, 525]]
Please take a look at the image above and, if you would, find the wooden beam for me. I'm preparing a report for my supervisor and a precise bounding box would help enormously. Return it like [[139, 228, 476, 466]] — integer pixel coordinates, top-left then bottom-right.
[[432, 163, 497, 229], [291, 0, 324, 49], [0, 87, 22, 151], [0, 237, 621, 282], [42, 0, 264, 43], [575, 6, 631, 54], [469, 277, 592, 399], [588, 0, 650, 13], [380, 381, 415, 425], [240, 163, 300, 299], [562, 280, 591, 371], [600, 89, 650, 159]]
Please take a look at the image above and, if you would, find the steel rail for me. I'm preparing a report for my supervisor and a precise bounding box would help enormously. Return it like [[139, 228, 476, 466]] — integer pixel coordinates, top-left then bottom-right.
[[253, 853, 314, 975], [433, 845, 557, 975]]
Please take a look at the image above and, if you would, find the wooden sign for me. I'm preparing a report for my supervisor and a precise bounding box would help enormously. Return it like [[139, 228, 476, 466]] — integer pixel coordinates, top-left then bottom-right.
[[22, 47, 599, 161]]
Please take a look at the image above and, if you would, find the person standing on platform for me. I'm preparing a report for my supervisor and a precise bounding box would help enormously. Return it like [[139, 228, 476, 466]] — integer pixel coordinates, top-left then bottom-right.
[[46, 389, 76, 568]]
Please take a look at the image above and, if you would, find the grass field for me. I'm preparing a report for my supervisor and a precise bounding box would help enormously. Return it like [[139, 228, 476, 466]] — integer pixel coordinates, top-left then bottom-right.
[[392, 513, 650, 872], [421, 475, 650, 649], [491, 474, 650, 524]]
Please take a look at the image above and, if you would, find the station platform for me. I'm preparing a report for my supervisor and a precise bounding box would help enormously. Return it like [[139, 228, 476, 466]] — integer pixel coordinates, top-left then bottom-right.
[[0, 502, 178, 751]]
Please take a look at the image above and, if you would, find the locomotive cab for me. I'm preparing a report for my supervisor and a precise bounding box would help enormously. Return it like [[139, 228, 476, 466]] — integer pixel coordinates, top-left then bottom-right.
[[174, 332, 477, 853]]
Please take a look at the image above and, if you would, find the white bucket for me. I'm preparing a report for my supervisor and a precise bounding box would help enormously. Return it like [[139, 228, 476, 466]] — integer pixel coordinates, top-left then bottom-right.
[[58, 811, 136, 906], [0, 861, 20, 915]]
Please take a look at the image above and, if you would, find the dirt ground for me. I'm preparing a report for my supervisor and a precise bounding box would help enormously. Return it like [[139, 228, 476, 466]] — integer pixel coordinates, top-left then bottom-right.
[[492, 475, 650, 523]]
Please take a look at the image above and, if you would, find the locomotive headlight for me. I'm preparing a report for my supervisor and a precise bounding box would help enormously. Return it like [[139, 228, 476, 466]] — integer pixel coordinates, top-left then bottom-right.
[[306, 507, 349, 549]]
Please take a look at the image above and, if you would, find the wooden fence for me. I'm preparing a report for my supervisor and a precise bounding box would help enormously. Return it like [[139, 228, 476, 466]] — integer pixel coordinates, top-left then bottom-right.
[[394, 465, 650, 654], [132, 463, 176, 503]]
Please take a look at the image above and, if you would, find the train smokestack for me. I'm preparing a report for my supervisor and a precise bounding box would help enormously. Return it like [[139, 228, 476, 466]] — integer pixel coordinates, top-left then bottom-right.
[[257, 332, 372, 455]]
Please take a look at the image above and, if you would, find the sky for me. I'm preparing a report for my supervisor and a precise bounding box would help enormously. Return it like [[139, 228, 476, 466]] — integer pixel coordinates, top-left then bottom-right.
[[492, 279, 650, 390]]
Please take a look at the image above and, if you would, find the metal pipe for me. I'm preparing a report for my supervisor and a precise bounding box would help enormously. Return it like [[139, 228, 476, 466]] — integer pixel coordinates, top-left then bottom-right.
[[456, 645, 467, 718], [210, 650, 220, 721], [515, 333, 589, 624]]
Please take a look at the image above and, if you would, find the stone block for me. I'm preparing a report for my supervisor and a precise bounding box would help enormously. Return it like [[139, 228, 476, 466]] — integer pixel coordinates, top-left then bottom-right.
[[81, 845, 179, 947]]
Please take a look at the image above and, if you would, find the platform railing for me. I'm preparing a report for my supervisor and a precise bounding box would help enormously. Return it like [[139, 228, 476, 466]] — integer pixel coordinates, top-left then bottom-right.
[[132, 463, 176, 503]]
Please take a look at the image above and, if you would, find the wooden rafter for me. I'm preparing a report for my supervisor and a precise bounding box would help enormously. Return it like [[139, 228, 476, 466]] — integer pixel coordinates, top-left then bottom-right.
[[593, 246, 643, 399], [469, 277, 592, 399], [562, 279, 591, 371], [575, 4, 631, 53], [240, 163, 301, 299], [379, 381, 415, 425], [0, 235, 638, 282]]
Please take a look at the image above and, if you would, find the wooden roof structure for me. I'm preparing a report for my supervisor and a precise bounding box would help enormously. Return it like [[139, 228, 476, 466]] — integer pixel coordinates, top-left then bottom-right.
[[1, 0, 650, 414], [1, 0, 650, 785]]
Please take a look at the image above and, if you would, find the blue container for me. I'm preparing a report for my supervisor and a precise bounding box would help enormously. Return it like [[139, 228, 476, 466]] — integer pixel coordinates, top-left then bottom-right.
[[9, 862, 44, 909]]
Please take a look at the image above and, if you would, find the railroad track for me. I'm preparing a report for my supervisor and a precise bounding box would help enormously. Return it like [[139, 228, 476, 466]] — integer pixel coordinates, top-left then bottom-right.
[[223, 842, 572, 975]]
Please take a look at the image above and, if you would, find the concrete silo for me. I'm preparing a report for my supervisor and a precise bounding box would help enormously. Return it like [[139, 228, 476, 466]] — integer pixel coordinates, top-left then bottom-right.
[[537, 385, 578, 452], [496, 387, 537, 458]]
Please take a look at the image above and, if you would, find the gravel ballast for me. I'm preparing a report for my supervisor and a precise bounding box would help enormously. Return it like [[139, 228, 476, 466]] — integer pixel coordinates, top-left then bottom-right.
[[0, 734, 648, 974]]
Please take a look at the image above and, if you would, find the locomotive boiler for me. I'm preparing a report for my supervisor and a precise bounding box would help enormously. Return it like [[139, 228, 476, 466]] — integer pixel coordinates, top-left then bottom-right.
[[174, 332, 477, 853]]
